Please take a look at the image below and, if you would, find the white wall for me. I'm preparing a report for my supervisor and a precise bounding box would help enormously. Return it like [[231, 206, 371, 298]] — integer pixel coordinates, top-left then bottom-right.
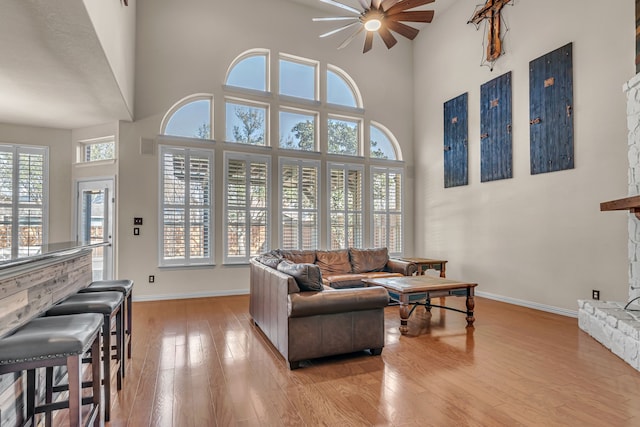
[[413, 0, 634, 313], [121, 0, 416, 299], [0, 123, 73, 243], [82, 0, 136, 116]]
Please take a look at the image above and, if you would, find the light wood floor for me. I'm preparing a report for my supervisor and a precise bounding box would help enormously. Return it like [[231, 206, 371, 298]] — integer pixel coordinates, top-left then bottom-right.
[[103, 295, 640, 426]]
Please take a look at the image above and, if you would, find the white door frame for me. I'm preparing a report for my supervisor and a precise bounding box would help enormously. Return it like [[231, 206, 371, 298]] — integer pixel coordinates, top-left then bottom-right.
[[74, 177, 115, 280]]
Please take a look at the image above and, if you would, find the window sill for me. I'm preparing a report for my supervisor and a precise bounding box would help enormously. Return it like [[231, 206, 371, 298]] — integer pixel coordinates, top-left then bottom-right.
[[73, 159, 117, 168], [158, 263, 216, 270]]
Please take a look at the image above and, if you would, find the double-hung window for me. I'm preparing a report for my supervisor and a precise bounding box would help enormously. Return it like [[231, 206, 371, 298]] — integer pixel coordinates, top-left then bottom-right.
[[371, 166, 403, 256], [328, 163, 363, 249], [280, 158, 320, 250], [0, 145, 48, 260], [159, 146, 213, 266], [223, 152, 270, 264]]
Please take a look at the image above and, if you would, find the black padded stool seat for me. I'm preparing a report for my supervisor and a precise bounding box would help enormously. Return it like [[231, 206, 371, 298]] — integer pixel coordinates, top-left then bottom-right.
[[47, 292, 124, 422], [0, 313, 103, 427], [80, 279, 134, 360]]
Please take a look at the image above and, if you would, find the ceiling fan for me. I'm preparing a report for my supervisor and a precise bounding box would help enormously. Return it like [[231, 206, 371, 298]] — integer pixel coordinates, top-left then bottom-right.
[[314, 0, 435, 53]]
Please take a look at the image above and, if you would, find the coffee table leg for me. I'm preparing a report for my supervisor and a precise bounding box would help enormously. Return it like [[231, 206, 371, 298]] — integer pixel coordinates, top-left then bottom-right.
[[399, 302, 410, 335], [466, 287, 475, 327]]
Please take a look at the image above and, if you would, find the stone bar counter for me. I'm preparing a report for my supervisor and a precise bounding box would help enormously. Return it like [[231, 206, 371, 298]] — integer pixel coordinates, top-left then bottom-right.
[[0, 242, 104, 425], [0, 242, 103, 338]]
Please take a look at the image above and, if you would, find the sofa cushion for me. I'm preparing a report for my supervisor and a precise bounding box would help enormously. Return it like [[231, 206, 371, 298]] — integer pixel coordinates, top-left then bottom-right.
[[316, 249, 351, 278], [361, 272, 403, 280], [280, 250, 317, 264], [323, 273, 369, 289], [277, 261, 324, 292], [255, 250, 283, 269], [349, 247, 389, 273]]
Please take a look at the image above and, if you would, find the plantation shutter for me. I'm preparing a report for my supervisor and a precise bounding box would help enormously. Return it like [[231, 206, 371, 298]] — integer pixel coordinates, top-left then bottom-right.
[[328, 163, 363, 250], [224, 153, 270, 263], [280, 158, 320, 250], [159, 146, 213, 266]]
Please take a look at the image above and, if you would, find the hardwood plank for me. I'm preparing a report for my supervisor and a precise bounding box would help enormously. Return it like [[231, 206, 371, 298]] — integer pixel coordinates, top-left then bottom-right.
[[96, 295, 640, 426]]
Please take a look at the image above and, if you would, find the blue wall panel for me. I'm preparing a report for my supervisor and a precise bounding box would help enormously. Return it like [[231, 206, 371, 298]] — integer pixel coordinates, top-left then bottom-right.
[[480, 71, 513, 182], [444, 93, 469, 188], [529, 43, 574, 174]]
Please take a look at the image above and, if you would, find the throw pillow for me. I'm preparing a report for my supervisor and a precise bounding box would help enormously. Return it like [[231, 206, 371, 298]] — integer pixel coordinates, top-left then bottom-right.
[[255, 250, 283, 269], [277, 261, 324, 292], [350, 247, 389, 273]]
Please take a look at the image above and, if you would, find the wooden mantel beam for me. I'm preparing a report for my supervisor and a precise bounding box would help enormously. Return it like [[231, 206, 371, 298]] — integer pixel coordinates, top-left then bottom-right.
[[601, 195, 640, 219]]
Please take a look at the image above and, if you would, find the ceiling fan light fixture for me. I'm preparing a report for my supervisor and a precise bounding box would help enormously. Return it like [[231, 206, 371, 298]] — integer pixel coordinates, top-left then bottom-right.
[[315, 0, 436, 53], [364, 18, 382, 31]]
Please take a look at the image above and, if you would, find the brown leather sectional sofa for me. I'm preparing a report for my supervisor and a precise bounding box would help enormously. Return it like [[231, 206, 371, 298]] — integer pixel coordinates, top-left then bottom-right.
[[249, 248, 417, 369]]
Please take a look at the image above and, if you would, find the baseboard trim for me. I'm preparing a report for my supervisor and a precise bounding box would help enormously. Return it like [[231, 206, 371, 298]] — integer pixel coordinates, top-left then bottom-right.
[[133, 288, 249, 302], [476, 290, 578, 318], [132, 288, 578, 318]]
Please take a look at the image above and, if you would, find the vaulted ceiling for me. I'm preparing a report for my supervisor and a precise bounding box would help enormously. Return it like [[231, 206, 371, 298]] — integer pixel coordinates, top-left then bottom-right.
[[0, 0, 131, 130], [0, 0, 454, 131]]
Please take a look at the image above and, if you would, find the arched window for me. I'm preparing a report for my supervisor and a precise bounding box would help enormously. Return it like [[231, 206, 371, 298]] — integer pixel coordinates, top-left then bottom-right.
[[161, 95, 213, 140], [225, 49, 269, 92], [159, 50, 407, 266], [370, 122, 401, 160], [327, 65, 362, 108]]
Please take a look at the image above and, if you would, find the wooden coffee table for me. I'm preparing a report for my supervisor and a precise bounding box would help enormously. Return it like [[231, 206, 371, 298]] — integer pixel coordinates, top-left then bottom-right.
[[400, 257, 448, 277], [363, 275, 477, 335]]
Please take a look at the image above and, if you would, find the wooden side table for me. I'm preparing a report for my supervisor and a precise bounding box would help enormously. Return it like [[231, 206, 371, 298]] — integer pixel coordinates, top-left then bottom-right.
[[400, 258, 447, 278]]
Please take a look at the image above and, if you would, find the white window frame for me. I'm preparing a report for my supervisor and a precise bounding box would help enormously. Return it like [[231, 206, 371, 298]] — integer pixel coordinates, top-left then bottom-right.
[[326, 64, 364, 109], [158, 145, 214, 267], [327, 162, 364, 250], [224, 49, 270, 94], [370, 166, 404, 257], [278, 53, 320, 102], [160, 93, 214, 139], [224, 97, 270, 146], [0, 144, 49, 260], [370, 121, 402, 161], [223, 151, 271, 264], [327, 114, 363, 157], [77, 136, 116, 163], [279, 157, 321, 250], [278, 107, 319, 152]]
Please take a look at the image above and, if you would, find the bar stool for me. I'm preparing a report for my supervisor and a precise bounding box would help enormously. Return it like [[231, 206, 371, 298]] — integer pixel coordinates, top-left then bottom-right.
[[46, 291, 123, 422], [79, 279, 134, 361], [0, 313, 103, 427]]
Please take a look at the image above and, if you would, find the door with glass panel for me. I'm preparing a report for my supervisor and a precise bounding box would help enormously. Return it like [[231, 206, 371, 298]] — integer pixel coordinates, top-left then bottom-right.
[[77, 179, 114, 280]]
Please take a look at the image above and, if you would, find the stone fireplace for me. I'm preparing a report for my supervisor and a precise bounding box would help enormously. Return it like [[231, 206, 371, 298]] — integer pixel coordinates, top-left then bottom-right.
[[578, 73, 640, 371]]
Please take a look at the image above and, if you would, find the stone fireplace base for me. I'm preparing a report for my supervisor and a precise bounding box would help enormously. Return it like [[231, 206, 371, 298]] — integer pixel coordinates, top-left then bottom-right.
[[578, 72, 640, 371], [578, 299, 640, 371]]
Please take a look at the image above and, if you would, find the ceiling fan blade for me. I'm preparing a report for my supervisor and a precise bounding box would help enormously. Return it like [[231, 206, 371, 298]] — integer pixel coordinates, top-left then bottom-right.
[[313, 16, 359, 21], [372, 0, 382, 9], [378, 25, 398, 49], [320, 21, 360, 38], [363, 31, 375, 53], [319, 0, 362, 15], [386, 20, 420, 40], [357, 0, 371, 10], [385, 0, 435, 14], [387, 10, 434, 22], [339, 26, 365, 49]]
